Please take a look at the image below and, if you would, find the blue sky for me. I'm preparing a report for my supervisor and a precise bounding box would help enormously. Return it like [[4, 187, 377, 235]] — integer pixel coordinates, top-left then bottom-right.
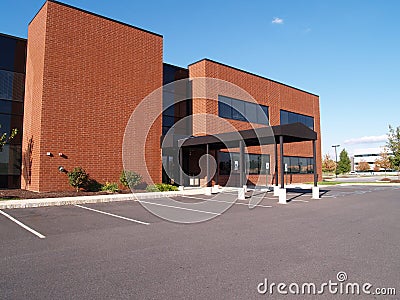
[[1, 0, 399, 157]]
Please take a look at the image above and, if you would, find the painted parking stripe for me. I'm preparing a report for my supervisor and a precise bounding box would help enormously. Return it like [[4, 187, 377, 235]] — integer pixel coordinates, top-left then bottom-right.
[[179, 195, 273, 208], [137, 200, 221, 215], [0, 210, 46, 239], [74, 205, 149, 225], [291, 199, 309, 203]]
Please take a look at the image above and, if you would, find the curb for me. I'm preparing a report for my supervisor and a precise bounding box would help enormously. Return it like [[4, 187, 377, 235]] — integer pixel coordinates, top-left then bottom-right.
[[0, 189, 206, 209]]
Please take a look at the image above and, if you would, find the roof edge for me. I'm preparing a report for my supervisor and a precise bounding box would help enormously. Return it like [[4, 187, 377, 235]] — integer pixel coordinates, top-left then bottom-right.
[[0, 32, 27, 41], [188, 58, 319, 97], [29, 0, 163, 38]]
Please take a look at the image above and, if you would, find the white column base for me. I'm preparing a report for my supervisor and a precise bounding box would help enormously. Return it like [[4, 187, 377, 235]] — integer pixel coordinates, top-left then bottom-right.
[[278, 188, 287, 204], [204, 187, 212, 196], [238, 188, 245, 200], [211, 185, 220, 194], [178, 186, 184, 191], [273, 186, 280, 196], [312, 186, 320, 199]]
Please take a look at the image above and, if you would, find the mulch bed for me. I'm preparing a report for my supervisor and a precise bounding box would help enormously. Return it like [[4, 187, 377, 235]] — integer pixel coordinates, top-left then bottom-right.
[[0, 189, 146, 200]]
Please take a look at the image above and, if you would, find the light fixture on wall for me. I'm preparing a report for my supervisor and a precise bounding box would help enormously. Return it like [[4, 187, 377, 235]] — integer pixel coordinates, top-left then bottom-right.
[[58, 152, 68, 159], [58, 166, 67, 173], [46, 152, 53, 157]]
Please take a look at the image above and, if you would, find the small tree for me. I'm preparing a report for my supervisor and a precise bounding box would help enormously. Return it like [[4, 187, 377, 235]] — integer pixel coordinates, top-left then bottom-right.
[[322, 154, 336, 173], [374, 148, 392, 176], [356, 160, 371, 172], [67, 167, 89, 192], [0, 127, 18, 152], [120, 170, 142, 189], [387, 125, 400, 179], [337, 149, 351, 174]]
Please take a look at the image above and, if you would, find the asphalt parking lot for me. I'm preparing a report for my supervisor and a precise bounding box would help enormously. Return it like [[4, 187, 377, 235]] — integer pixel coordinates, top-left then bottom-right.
[[0, 185, 399, 299]]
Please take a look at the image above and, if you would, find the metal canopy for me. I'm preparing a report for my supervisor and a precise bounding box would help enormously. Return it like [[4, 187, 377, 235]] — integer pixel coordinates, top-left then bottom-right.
[[176, 122, 318, 189], [178, 123, 317, 149]]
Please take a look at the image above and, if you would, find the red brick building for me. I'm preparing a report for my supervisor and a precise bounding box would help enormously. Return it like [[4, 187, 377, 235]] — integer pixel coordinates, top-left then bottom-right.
[[16, 0, 321, 192]]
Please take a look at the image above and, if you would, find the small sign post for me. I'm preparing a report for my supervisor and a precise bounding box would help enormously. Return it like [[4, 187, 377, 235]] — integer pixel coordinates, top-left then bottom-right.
[[265, 162, 270, 188]]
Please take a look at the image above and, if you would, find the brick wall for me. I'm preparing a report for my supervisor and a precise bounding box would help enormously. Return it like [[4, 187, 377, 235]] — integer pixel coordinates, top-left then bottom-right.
[[22, 1, 163, 191], [188, 59, 322, 184]]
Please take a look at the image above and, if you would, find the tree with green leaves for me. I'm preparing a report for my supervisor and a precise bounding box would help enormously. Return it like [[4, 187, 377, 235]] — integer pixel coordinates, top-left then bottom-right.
[[387, 125, 400, 179], [0, 127, 18, 152], [337, 148, 351, 174]]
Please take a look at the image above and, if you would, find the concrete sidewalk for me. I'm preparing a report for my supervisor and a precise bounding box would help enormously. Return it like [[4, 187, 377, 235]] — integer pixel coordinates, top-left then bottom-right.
[[0, 188, 206, 209]]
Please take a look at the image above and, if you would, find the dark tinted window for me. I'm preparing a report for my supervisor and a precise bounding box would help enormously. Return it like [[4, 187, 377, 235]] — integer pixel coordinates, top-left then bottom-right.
[[260, 105, 269, 123], [218, 151, 231, 175], [0, 145, 21, 175], [305, 116, 314, 129], [0, 100, 23, 115], [231, 99, 246, 121], [0, 70, 25, 100], [162, 64, 192, 136], [218, 100, 231, 119], [0, 37, 16, 71], [280, 110, 288, 124], [218, 95, 269, 125], [245, 102, 257, 123], [280, 110, 314, 129], [283, 156, 314, 174]]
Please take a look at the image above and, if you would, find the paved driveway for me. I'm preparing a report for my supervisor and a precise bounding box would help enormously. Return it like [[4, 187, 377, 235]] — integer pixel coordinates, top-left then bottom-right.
[[0, 185, 399, 299]]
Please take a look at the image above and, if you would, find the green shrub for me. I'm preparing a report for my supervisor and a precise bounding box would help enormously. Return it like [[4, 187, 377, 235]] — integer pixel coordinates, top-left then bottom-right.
[[101, 182, 119, 193], [146, 183, 179, 192], [67, 167, 89, 192], [120, 170, 142, 189], [85, 179, 103, 192]]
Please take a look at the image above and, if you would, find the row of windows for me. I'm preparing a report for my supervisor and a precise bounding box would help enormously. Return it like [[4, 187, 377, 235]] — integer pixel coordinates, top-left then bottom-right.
[[280, 110, 314, 129], [218, 151, 271, 175], [218, 95, 269, 125], [217, 95, 314, 130], [283, 156, 314, 174], [354, 153, 393, 157]]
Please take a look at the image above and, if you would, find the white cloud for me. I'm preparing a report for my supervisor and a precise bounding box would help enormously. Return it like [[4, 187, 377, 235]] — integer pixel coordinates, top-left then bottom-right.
[[272, 17, 284, 24], [343, 135, 388, 145]]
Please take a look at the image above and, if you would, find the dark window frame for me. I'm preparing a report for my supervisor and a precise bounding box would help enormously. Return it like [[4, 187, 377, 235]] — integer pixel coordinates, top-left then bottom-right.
[[218, 151, 270, 175], [218, 95, 269, 125], [280, 109, 314, 130], [283, 156, 314, 174]]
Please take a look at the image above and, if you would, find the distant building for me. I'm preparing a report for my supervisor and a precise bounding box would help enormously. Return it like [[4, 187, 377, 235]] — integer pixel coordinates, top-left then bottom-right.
[[352, 147, 393, 171]]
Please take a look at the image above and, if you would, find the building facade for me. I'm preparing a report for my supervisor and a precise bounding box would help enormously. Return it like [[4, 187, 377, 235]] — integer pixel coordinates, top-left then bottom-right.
[[0, 33, 26, 188], [353, 147, 393, 172], [1, 0, 321, 191]]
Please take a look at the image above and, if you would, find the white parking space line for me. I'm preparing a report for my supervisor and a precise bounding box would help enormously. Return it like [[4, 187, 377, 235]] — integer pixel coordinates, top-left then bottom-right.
[[179, 195, 273, 208], [291, 199, 309, 203], [138, 200, 221, 215], [0, 210, 46, 239], [74, 205, 149, 225]]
